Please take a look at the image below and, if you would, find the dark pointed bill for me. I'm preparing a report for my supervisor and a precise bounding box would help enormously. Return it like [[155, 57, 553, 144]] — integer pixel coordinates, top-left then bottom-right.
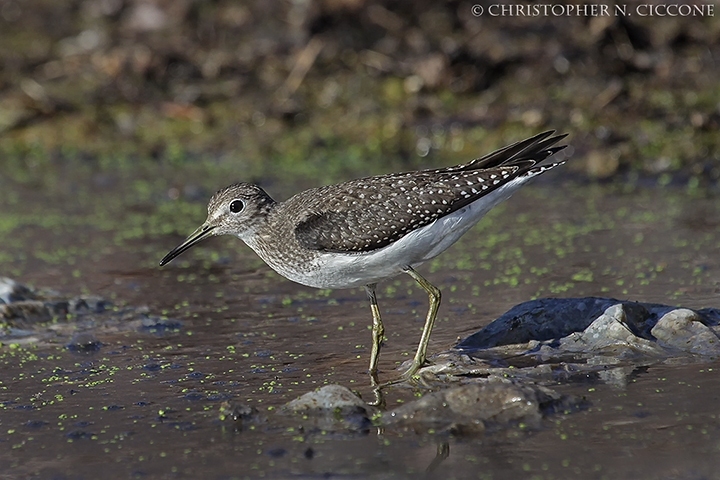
[[159, 224, 216, 266]]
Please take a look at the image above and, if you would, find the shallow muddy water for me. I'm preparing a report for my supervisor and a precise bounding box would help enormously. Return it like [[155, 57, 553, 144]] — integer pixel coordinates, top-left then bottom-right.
[[1, 169, 720, 479]]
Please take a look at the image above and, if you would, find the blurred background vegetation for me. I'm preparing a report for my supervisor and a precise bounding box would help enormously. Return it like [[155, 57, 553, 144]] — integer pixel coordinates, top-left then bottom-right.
[[0, 0, 718, 188]]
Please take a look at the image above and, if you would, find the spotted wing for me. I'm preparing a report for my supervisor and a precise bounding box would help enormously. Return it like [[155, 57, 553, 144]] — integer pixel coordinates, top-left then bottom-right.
[[293, 132, 567, 253], [292, 180, 457, 253]]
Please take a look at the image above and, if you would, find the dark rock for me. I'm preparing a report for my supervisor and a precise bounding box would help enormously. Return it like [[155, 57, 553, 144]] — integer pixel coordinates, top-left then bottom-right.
[[139, 316, 183, 333], [69, 296, 110, 314], [457, 297, 622, 349], [1, 300, 53, 324], [458, 297, 720, 351], [218, 402, 262, 431], [0, 277, 37, 304], [66, 333, 103, 353]]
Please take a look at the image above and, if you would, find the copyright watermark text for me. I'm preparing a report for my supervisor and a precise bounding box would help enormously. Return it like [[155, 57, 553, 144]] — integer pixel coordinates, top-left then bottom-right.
[[470, 3, 715, 17]]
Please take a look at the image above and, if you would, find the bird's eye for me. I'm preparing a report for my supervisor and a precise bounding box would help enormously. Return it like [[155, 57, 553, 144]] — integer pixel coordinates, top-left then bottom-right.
[[229, 199, 244, 213]]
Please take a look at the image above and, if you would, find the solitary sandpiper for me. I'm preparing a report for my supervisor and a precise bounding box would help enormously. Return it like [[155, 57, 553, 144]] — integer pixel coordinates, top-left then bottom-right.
[[160, 131, 568, 383]]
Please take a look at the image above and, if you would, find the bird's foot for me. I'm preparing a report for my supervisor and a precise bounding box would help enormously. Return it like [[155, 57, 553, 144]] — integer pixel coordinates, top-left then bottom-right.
[[398, 360, 423, 382], [376, 359, 430, 388], [367, 359, 433, 407]]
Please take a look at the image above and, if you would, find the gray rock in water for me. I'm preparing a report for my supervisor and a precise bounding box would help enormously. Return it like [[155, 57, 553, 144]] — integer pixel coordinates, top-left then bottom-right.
[[651, 309, 720, 356], [281, 385, 375, 432], [570, 304, 637, 347], [283, 384, 369, 413], [553, 304, 720, 371], [555, 304, 663, 358], [382, 380, 580, 434]]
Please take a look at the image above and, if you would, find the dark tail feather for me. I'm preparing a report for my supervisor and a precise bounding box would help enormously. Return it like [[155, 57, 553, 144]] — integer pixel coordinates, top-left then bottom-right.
[[459, 131, 568, 171]]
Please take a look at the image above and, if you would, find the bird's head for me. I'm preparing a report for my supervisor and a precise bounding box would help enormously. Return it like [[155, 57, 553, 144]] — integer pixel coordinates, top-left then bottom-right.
[[159, 183, 275, 266]]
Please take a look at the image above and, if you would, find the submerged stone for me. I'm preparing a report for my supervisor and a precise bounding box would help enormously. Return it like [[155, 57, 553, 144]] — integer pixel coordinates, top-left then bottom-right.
[[66, 332, 103, 353], [69, 296, 110, 314], [382, 379, 580, 434], [140, 315, 183, 333], [218, 402, 263, 431]]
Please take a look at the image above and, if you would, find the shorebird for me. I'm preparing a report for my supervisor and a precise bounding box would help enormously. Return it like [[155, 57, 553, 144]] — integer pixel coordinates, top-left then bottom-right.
[[160, 131, 568, 383]]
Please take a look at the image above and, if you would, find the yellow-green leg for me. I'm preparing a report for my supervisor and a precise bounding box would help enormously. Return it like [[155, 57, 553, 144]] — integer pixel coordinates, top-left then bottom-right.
[[364, 283, 384, 385], [401, 266, 441, 380], [366, 268, 441, 396]]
